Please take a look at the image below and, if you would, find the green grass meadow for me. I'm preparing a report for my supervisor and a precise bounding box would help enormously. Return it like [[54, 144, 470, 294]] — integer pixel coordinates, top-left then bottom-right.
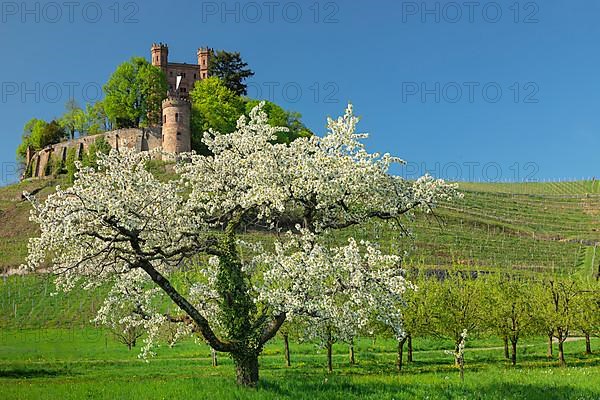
[[1, 328, 599, 400]]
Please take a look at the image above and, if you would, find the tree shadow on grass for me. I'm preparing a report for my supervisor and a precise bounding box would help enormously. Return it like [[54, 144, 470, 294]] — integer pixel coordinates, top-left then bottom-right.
[[0, 366, 78, 379], [461, 382, 600, 400], [339, 350, 600, 375], [259, 377, 364, 399], [259, 378, 600, 400]]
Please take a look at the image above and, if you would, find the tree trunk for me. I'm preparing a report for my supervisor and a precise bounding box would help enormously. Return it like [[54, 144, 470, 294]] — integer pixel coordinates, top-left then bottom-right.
[[407, 334, 413, 363], [503, 336, 509, 360], [283, 333, 291, 367], [211, 348, 218, 367], [349, 339, 355, 365], [326, 341, 333, 373], [233, 353, 259, 387], [547, 333, 553, 358], [397, 337, 407, 372], [459, 354, 464, 383], [454, 342, 461, 366], [558, 339, 566, 366], [585, 333, 592, 355], [510, 338, 518, 366]]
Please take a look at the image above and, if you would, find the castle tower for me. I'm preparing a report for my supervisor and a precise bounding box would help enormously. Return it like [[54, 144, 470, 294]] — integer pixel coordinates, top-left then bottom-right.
[[161, 92, 191, 154], [151, 42, 169, 74], [197, 47, 213, 79]]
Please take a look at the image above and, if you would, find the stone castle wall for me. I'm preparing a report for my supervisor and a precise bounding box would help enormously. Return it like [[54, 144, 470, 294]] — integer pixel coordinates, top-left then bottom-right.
[[24, 43, 203, 180], [26, 127, 162, 179]]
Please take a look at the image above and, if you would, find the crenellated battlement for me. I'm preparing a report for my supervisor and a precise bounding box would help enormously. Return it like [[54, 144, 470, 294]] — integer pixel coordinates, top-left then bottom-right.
[[162, 91, 192, 105], [151, 42, 168, 49]]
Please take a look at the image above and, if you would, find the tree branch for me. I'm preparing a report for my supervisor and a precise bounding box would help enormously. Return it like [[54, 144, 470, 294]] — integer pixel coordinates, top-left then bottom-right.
[[138, 260, 234, 352], [259, 312, 286, 346]]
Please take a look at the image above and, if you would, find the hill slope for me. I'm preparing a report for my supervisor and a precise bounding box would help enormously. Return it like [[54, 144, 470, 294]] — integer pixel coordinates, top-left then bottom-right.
[[1, 178, 599, 275], [0, 178, 67, 272], [401, 181, 600, 274]]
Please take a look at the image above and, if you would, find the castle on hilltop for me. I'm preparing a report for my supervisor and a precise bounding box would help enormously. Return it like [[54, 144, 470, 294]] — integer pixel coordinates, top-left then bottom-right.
[[151, 42, 212, 94], [23, 43, 212, 179]]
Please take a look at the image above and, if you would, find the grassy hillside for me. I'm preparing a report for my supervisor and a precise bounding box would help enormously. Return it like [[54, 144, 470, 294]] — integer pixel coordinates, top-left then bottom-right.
[[397, 181, 600, 273], [1, 178, 599, 275], [458, 180, 600, 195], [336, 180, 600, 275], [0, 274, 107, 328], [0, 178, 67, 272]]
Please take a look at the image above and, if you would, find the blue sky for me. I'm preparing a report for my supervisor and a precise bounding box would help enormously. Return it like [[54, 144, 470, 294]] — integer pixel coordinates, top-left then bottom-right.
[[1, 0, 598, 185]]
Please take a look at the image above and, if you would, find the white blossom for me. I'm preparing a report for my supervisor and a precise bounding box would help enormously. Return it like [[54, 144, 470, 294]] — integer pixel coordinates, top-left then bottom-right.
[[25, 102, 461, 359]]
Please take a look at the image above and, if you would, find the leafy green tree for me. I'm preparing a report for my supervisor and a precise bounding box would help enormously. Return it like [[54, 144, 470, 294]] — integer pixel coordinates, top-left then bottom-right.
[[245, 100, 312, 144], [65, 147, 77, 183], [89, 101, 110, 132], [278, 320, 302, 367], [78, 102, 109, 136], [103, 57, 168, 128], [82, 136, 112, 169], [399, 269, 432, 368], [16, 119, 66, 161], [373, 268, 429, 372], [34, 119, 67, 148], [534, 276, 580, 365], [57, 99, 109, 138], [16, 119, 44, 160], [424, 269, 485, 366], [189, 77, 246, 154], [49, 154, 65, 177], [484, 274, 537, 365], [59, 99, 85, 140], [573, 278, 600, 355], [208, 50, 254, 96], [189, 78, 313, 154]]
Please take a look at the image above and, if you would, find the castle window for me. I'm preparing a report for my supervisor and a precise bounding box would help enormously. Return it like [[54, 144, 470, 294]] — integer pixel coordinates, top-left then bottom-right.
[[164, 115, 167, 124], [194, 73, 196, 79], [175, 113, 179, 122], [183, 72, 186, 78], [170, 71, 173, 76], [177, 132, 181, 139]]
